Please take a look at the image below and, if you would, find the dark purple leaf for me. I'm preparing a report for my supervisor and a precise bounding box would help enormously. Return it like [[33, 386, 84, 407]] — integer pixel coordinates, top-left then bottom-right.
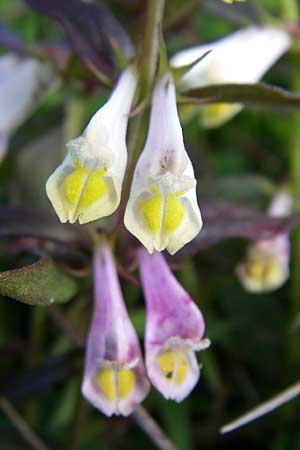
[[1, 349, 82, 400], [180, 202, 300, 255], [203, 0, 262, 26], [26, 0, 133, 79], [0, 206, 92, 251]]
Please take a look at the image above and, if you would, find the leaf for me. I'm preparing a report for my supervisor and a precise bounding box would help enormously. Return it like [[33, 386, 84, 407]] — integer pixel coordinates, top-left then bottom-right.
[[0, 258, 78, 305], [202, 0, 262, 26], [180, 83, 300, 110], [179, 202, 300, 255], [26, 0, 133, 79], [0, 206, 92, 251]]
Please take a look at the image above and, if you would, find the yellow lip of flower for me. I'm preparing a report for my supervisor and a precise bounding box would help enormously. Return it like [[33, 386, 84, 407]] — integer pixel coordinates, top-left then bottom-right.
[[96, 367, 136, 402], [156, 350, 188, 385], [245, 258, 284, 289], [63, 166, 108, 208], [139, 186, 185, 237]]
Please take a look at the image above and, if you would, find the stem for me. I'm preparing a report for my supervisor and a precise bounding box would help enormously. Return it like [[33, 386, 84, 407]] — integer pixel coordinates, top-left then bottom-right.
[[282, 0, 299, 21], [140, 0, 166, 95], [0, 397, 50, 450], [287, 0, 300, 367], [220, 380, 300, 434], [64, 92, 88, 142], [111, 0, 165, 239], [132, 406, 180, 450]]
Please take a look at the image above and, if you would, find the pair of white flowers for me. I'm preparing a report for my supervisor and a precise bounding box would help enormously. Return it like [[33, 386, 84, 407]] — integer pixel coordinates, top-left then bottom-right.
[[46, 26, 291, 255]]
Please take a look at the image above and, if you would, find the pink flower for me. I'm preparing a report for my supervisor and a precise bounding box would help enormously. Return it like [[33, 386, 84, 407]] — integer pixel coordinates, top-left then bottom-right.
[[138, 249, 210, 402], [82, 242, 150, 416]]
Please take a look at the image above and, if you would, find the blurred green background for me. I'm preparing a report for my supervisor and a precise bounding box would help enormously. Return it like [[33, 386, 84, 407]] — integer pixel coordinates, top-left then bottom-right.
[[1, 1, 300, 450]]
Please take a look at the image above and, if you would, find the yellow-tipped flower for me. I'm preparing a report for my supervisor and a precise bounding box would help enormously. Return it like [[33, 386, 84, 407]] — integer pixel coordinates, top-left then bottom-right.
[[124, 73, 202, 255], [82, 243, 150, 416], [171, 26, 291, 128], [46, 67, 137, 224], [236, 192, 292, 293]]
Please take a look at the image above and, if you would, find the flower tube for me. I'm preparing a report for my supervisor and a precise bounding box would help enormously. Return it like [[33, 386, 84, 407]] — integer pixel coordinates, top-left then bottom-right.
[[0, 54, 52, 163], [236, 192, 292, 293], [82, 243, 150, 416], [171, 26, 291, 128], [124, 73, 202, 255], [46, 66, 137, 224], [138, 249, 210, 402]]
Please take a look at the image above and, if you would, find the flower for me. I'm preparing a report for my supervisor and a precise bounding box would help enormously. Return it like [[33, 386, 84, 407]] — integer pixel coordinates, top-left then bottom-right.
[[82, 242, 150, 416], [0, 54, 52, 163], [138, 249, 210, 402], [171, 26, 291, 128], [46, 66, 137, 224], [124, 73, 202, 255], [236, 192, 292, 293]]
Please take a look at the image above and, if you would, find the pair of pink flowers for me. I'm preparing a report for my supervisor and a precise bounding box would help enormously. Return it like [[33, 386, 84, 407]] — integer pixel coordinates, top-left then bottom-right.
[[82, 243, 210, 416]]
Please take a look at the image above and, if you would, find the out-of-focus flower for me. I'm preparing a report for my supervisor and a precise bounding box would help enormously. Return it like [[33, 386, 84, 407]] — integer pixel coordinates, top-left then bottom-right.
[[222, 0, 246, 4], [82, 242, 150, 417], [138, 249, 210, 402], [171, 26, 291, 128], [124, 73, 202, 255], [46, 66, 137, 224], [0, 54, 52, 163], [236, 191, 292, 293]]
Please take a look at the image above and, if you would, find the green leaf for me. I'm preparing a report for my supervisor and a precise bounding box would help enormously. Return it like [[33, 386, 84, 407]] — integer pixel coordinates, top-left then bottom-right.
[[180, 82, 300, 109], [0, 258, 78, 306]]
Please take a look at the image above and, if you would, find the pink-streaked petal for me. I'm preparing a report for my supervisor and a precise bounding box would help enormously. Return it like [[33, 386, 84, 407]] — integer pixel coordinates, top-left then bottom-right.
[[138, 249, 210, 401], [82, 242, 150, 416]]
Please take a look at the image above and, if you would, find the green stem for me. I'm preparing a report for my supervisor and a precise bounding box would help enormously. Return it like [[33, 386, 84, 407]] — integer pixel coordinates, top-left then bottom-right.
[[111, 0, 165, 239], [0, 397, 50, 450], [140, 0, 166, 95], [282, 0, 299, 21], [285, 0, 300, 368], [64, 92, 88, 143]]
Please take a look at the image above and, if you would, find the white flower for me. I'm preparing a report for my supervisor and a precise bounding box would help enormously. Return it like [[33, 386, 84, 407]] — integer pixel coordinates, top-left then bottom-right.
[[0, 54, 52, 163], [124, 73, 202, 255], [46, 66, 137, 224], [236, 191, 292, 293], [171, 26, 291, 127]]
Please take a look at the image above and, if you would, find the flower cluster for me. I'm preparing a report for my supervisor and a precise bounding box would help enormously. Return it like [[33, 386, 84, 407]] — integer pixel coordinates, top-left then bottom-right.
[[82, 242, 210, 416], [44, 25, 292, 416]]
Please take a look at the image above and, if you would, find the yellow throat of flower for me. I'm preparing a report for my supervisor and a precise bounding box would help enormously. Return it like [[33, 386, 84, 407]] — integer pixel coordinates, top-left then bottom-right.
[[156, 350, 188, 384], [63, 166, 108, 208], [246, 258, 282, 287], [140, 188, 184, 235], [96, 367, 135, 401]]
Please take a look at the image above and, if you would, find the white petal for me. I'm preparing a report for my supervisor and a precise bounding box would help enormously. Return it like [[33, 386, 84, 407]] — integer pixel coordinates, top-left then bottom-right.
[[172, 26, 291, 91], [0, 54, 53, 137], [46, 66, 137, 224]]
